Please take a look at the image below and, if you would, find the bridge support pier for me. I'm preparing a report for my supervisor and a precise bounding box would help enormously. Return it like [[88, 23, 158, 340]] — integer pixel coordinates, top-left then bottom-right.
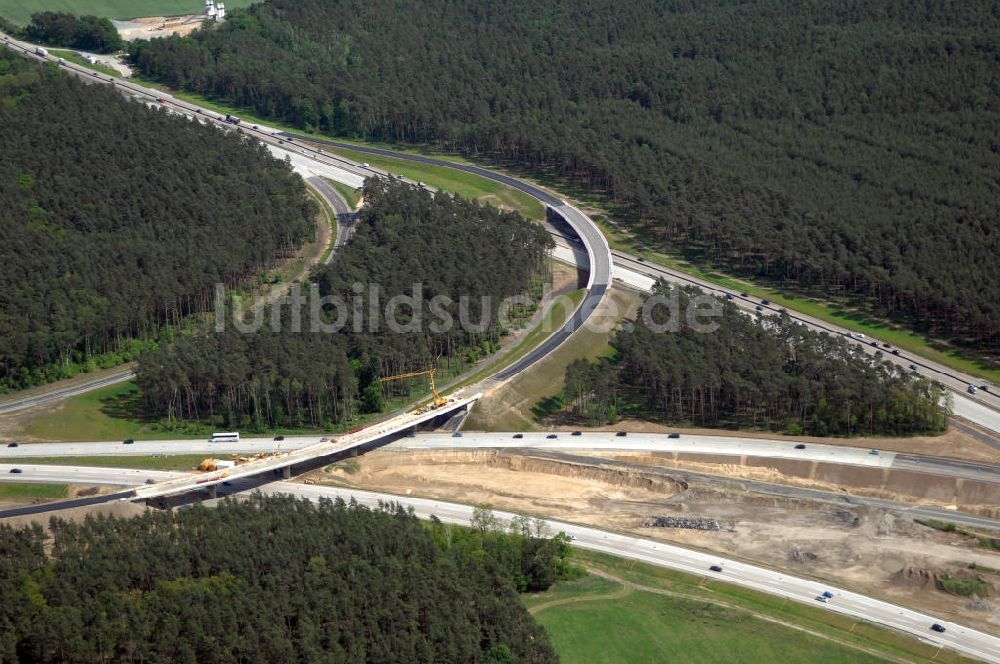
[[282, 466, 292, 479], [206, 485, 217, 500]]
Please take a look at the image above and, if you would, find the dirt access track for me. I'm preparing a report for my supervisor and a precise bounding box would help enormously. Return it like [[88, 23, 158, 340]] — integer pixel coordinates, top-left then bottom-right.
[[318, 447, 1000, 634]]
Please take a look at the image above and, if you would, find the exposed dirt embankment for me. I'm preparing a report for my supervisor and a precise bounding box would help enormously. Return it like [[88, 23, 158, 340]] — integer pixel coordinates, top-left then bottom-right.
[[594, 451, 1000, 520], [322, 447, 1000, 633], [355, 449, 687, 496]]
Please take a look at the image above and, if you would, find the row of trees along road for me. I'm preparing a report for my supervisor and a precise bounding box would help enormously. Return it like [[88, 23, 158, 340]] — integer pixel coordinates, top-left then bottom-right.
[[0, 51, 315, 393], [136, 178, 553, 430], [0, 494, 562, 663], [565, 283, 949, 437], [19, 12, 123, 53], [128, 0, 1000, 361]]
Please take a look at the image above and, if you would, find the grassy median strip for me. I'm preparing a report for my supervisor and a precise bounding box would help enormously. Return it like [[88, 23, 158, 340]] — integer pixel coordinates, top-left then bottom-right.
[[0, 483, 69, 499], [318, 145, 545, 220], [11, 455, 209, 471]]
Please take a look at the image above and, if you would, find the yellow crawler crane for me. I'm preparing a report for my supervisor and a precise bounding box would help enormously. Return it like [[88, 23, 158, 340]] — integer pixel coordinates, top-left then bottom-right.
[[378, 367, 448, 409]]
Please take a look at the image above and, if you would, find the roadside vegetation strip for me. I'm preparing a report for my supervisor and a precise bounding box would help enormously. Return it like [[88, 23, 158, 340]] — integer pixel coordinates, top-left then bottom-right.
[[573, 549, 969, 664], [446, 289, 585, 394], [304, 183, 337, 265], [50, 49, 119, 77], [324, 177, 361, 210], [595, 218, 1000, 386], [320, 144, 545, 220], [116, 80, 545, 220], [0, 483, 68, 500]]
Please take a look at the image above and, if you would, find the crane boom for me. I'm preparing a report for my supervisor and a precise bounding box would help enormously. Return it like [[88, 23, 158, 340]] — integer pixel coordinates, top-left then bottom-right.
[[378, 367, 448, 408]]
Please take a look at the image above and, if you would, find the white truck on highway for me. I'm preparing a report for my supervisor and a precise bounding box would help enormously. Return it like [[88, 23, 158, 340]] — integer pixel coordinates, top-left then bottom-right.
[[34, 47, 48, 57]]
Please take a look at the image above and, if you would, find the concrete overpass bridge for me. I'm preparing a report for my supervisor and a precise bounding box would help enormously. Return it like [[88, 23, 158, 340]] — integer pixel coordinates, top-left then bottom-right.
[[132, 393, 480, 502]]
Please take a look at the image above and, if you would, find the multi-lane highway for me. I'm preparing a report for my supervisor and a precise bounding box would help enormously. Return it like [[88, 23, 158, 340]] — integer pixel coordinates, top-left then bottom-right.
[[0, 31, 612, 394], [4, 466, 992, 663], [4, 431, 999, 485], [3, 32, 997, 435], [395, 432, 1000, 485], [271, 485, 1000, 664]]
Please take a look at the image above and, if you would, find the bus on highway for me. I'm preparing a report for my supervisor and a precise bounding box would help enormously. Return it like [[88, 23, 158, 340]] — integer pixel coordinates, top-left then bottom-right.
[[210, 432, 240, 442]]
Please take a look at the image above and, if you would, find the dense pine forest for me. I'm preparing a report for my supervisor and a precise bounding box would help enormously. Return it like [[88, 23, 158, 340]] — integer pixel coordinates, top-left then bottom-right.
[[565, 283, 948, 437], [129, 0, 1000, 359], [0, 51, 315, 391], [136, 178, 553, 428], [20, 12, 123, 53], [0, 495, 559, 663]]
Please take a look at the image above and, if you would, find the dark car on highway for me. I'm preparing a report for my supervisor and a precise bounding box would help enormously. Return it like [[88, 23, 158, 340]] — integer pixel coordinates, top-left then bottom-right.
[[668, 433, 680, 439], [6, 442, 17, 448], [546, 434, 557, 439], [9, 468, 22, 474], [930, 623, 946, 633], [794, 444, 806, 450], [709, 565, 723, 572], [123, 438, 134, 445], [513, 433, 524, 439], [572, 431, 582, 436], [274, 435, 285, 441], [616, 431, 627, 437]]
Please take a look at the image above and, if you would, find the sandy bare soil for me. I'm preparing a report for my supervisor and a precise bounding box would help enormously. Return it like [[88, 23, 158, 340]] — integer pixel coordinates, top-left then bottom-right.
[[320, 448, 1000, 633], [115, 16, 205, 41]]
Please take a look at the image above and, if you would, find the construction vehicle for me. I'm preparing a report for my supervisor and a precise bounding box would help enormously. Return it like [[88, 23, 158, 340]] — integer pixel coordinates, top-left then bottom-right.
[[378, 367, 448, 409], [198, 458, 236, 472]]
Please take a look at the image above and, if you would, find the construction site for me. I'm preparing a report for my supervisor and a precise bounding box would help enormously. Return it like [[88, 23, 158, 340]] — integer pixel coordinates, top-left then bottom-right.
[[307, 427, 1000, 636]]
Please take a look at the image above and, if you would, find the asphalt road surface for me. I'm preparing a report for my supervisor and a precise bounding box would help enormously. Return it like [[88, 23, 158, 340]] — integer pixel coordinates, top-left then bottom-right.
[[3, 33, 996, 436], [0, 470, 995, 661], [305, 176, 356, 264], [0, 370, 133, 416], [269, 484, 1000, 664], [5, 431, 999, 485], [395, 432, 1000, 485], [276, 135, 614, 381]]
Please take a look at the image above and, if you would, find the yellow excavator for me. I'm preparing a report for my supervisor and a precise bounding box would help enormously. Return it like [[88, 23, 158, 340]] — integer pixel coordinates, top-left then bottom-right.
[[379, 367, 448, 409]]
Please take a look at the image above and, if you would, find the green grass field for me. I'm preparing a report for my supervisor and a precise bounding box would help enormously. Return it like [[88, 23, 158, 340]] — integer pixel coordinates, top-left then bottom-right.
[[531, 579, 889, 663], [550, 550, 974, 664], [0, 1, 256, 25], [0, 483, 69, 499], [18, 381, 204, 442]]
